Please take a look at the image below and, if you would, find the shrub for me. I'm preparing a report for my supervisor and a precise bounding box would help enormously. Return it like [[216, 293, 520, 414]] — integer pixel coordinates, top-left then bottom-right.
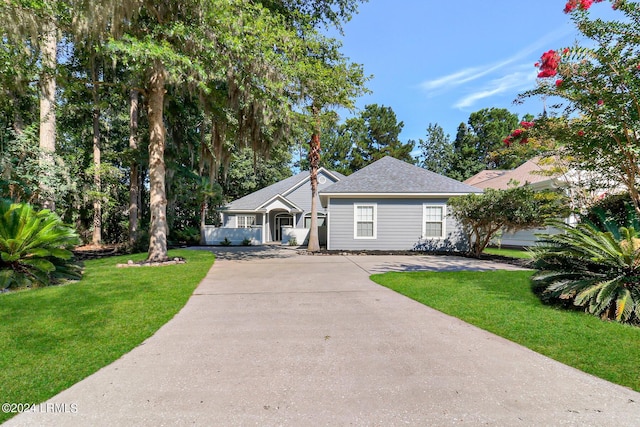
[[169, 226, 200, 246], [220, 237, 232, 246], [0, 199, 82, 290], [241, 237, 252, 246], [288, 236, 298, 246], [531, 217, 640, 325], [449, 186, 567, 257], [584, 192, 632, 228]]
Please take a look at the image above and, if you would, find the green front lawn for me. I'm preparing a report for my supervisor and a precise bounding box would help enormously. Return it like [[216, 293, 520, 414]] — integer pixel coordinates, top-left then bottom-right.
[[482, 247, 533, 259], [0, 249, 215, 424], [371, 270, 640, 392]]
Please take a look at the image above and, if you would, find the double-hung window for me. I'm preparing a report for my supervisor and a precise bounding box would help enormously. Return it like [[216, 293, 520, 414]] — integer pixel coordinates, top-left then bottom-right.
[[237, 215, 256, 228], [423, 205, 445, 239], [354, 204, 376, 239]]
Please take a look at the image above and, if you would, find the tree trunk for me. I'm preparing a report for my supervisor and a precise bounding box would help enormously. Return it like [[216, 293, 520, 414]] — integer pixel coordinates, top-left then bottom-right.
[[11, 93, 24, 135], [91, 56, 102, 246], [39, 21, 57, 211], [307, 107, 321, 252], [129, 89, 140, 245], [199, 119, 208, 246], [200, 199, 208, 245], [91, 107, 102, 245], [147, 62, 168, 262]]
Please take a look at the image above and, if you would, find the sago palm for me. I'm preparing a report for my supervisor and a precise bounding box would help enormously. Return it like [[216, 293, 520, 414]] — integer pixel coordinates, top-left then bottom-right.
[[0, 199, 81, 289], [531, 217, 640, 325]]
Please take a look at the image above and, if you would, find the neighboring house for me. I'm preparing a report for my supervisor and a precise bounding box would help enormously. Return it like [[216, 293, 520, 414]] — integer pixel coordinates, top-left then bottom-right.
[[205, 156, 482, 251], [203, 168, 344, 246], [465, 157, 580, 247], [464, 157, 564, 192]]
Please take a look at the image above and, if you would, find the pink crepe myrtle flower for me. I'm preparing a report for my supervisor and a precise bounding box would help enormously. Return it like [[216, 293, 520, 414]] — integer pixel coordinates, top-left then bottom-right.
[[564, 0, 604, 13], [537, 50, 560, 78], [556, 79, 563, 87], [505, 124, 533, 146], [564, 0, 579, 13], [541, 50, 560, 68], [538, 69, 557, 78]]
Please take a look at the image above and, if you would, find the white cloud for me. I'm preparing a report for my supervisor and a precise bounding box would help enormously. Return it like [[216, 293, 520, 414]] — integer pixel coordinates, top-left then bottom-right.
[[419, 27, 572, 95], [453, 70, 536, 109], [420, 67, 483, 91], [420, 59, 515, 93]]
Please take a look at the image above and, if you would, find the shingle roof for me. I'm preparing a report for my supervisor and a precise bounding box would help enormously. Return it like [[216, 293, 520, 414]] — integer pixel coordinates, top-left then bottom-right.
[[320, 156, 482, 194], [464, 158, 555, 190], [225, 169, 344, 210], [464, 170, 508, 187]]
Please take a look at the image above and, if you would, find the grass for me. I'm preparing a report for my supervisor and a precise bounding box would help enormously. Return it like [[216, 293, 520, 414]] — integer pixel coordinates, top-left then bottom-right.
[[0, 249, 215, 424], [371, 270, 640, 392], [482, 247, 533, 259]]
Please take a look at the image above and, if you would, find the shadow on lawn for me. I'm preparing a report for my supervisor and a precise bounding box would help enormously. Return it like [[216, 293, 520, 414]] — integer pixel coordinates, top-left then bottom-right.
[[188, 245, 298, 261], [364, 255, 529, 274]]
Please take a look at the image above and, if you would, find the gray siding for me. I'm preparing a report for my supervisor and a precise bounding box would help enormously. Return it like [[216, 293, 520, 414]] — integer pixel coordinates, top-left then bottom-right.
[[327, 198, 466, 251], [498, 225, 558, 248], [285, 171, 336, 227]]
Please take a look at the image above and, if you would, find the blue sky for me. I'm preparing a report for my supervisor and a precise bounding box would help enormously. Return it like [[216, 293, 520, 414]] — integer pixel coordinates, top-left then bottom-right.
[[333, 1, 615, 143]]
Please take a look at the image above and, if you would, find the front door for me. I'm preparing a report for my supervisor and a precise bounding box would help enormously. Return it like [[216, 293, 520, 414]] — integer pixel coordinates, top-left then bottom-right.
[[274, 214, 293, 241]]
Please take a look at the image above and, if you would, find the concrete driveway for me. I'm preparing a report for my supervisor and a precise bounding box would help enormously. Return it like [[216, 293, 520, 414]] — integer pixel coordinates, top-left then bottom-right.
[[5, 248, 640, 426]]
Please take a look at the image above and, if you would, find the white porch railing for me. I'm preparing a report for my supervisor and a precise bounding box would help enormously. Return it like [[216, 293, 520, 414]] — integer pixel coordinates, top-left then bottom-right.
[[281, 226, 327, 246], [202, 226, 261, 246]]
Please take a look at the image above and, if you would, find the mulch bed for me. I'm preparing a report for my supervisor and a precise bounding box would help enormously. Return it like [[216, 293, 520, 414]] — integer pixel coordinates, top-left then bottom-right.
[[73, 244, 190, 267], [73, 244, 128, 261], [116, 257, 186, 268]]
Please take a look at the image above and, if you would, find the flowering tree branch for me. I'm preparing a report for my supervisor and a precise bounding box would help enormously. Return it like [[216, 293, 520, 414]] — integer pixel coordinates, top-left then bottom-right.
[[508, 0, 640, 214]]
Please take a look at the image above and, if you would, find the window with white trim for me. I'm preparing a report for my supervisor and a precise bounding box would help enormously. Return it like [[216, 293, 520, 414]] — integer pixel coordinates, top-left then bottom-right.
[[354, 204, 376, 239], [423, 205, 445, 238], [237, 215, 256, 228]]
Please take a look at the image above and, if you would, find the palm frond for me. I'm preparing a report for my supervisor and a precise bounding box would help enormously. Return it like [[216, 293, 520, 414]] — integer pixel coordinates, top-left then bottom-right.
[[532, 217, 640, 325], [615, 288, 635, 322], [0, 199, 82, 289]]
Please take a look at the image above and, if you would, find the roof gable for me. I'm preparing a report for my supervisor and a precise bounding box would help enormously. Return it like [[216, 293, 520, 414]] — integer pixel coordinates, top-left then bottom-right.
[[464, 170, 508, 187], [224, 167, 343, 211], [282, 169, 344, 197], [257, 194, 303, 212], [465, 158, 557, 190], [320, 156, 482, 195]]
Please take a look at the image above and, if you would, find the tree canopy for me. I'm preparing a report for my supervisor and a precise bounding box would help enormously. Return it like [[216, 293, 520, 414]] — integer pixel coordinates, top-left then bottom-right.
[[348, 104, 415, 171], [415, 109, 537, 181], [296, 103, 415, 175], [416, 123, 454, 176], [0, 0, 368, 257], [447, 108, 521, 181], [514, 0, 640, 214]]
